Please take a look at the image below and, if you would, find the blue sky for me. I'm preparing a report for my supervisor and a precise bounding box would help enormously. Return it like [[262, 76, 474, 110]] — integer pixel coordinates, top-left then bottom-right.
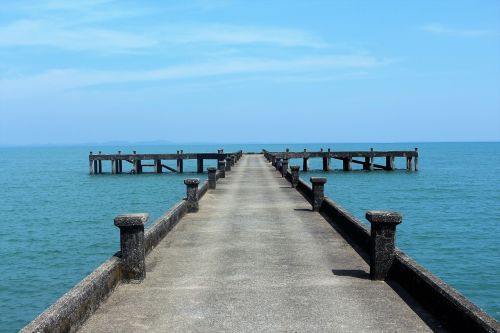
[[0, 0, 499, 145]]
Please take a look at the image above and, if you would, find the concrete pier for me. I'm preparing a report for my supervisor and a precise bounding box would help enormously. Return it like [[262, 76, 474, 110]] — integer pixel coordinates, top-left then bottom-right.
[[89, 150, 243, 175], [80, 155, 440, 332], [263, 148, 418, 172]]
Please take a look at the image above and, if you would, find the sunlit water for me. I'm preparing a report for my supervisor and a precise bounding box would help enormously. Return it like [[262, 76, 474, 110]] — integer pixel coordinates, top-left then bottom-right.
[[0, 143, 498, 331]]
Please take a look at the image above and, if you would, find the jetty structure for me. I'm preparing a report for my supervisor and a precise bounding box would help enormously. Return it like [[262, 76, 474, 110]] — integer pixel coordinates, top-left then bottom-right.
[[88, 148, 417, 175], [23, 152, 498, 332], [88, 150, 243, 175]]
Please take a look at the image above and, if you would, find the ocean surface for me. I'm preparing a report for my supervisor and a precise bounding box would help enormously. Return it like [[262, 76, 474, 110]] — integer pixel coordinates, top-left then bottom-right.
[[0, 142, 498, 331]]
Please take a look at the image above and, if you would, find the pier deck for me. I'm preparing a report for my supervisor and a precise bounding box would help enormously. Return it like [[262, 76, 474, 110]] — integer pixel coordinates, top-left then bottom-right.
[[79, 155, 440, 332]]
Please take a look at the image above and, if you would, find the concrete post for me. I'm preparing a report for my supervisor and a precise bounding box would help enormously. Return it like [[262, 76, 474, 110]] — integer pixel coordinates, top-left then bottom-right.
[[363, 157, 372, 171], [310, 177, 327, 211], [112, 160, 117, 174], [343, 157, 352, 171], [406, 157, 412, 171], [134, 160, 142, 174], [322, 156, 330, 171], [93, 160, 98, 174], [98, 160, 102, 174], [116, 152, 122, 174], [271, 156, 276, 167], [231, 155, 235, 167], [114, 213, 148, 282], [154, 159, 162, 173], [414, 148, 419, 171], [386, 156, 395, 171], [184, 178, 200, 213], [281, 158, 289, 177], [208, 167, 217, 189], [275, 158, 282, 171], [366, 211, 402, 280], [217, 160, 226, 178], [89, 153, 94, 175], [290, 166, 300, 188], [197, 158, 204, 173], [177, 151, 184, 173], [225, 157, 232, 171], [303, 158, 308, 172], [364, 148, 374, 171]]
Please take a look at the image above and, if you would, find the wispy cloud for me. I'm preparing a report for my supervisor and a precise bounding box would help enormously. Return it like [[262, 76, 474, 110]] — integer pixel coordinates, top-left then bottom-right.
[[419, 23, 495, 37], [0, 20, 329, 52], [0, 0, 330, 53], [0, 20, 157, 52], [0, 55, 390, 98]]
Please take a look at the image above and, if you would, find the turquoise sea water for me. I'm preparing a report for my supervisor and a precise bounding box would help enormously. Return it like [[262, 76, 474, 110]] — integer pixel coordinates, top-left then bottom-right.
[[0, 142, 498, 331]]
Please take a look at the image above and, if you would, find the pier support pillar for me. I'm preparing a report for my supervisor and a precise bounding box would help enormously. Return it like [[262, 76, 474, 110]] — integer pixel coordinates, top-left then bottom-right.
[[406, 157, 412, 171], [98, 160, 102, 174], [217, 160, 226, 178], [291, 166, 300, 188], [322, 156, 330, 171], [114, 213, 148, 282], [154, 159, 162, 173], [386, 156, 395, 171], [93, 160, 98, 175], [363, 157, 374, 171], [208, 167, 217, 189], [310, 177, 327, 211], [177, 155, 184, 173], [184, 179, 200, 213], [414, 148, 419, 171], [281, 158, 289, 177], [134, 160, 142, 174], [366, 211, 402, 280], [343, 158, 352, 171], [112, 160, 117, 174], [197, 159, 204, 173], [225, 157, 232, 171], [117, 160, 123, 174], [303, 158, 308, 172]]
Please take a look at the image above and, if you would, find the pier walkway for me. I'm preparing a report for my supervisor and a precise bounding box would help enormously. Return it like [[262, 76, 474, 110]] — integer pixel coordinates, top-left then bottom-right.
[[80, 154, 439, 332]]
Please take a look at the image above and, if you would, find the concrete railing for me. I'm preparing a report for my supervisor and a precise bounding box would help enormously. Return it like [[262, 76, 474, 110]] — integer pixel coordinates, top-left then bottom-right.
[[22, 156, 236, 333], [277, 164, 499, 332]]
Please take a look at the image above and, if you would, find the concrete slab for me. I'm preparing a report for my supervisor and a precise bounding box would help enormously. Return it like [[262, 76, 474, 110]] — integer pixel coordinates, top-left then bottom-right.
[[79, 155, 443, 332]]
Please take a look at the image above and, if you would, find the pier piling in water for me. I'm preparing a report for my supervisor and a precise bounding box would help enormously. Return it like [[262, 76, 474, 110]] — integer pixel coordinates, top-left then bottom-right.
[[262, 148, 418, 172]]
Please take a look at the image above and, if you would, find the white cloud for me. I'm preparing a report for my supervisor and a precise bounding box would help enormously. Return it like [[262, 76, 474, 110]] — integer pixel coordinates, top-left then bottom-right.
[[0, 20, 157, 52], [0, 19, 330, 52], [419, 23, 494, 37], [168, 24, 330, 48], [0, 55, 390, 98]]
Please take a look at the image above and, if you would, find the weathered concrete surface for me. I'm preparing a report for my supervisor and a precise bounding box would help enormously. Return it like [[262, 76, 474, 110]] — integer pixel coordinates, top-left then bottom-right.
[[80, 155, 441, 332]]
